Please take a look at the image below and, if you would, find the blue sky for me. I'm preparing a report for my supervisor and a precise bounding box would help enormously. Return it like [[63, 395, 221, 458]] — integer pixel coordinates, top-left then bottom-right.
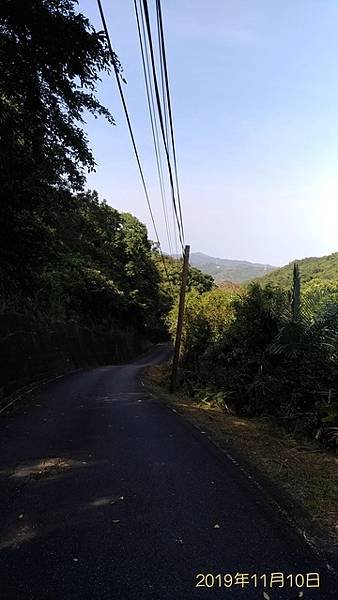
[[79, 0, 338, 266]]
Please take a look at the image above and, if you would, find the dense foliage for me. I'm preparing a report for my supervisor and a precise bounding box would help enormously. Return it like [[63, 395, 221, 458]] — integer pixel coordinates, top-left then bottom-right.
[[0, 1, 212, 340], [169, 269, 338, 420], [0, 0, 115, 191], [0, 0, 118, 299], [155, 254, 214, 316], [0, 185, 168, 335], [257, 252, 338, 287]]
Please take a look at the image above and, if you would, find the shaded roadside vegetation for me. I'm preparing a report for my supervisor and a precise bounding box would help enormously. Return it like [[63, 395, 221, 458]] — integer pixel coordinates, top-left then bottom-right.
[[0, 1, 211, 344], [155, 267, 338, 537], [0, 0, 159, 337], [168, 266, 338, 448], [0, 0, 212, 401]]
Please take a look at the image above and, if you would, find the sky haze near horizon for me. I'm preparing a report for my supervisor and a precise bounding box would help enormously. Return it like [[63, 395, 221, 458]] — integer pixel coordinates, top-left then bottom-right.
[[79, 0, 338, 267]]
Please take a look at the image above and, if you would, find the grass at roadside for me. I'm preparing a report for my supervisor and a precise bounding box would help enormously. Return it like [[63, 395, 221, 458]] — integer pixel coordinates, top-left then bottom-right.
[[146, 362, 338, 543]]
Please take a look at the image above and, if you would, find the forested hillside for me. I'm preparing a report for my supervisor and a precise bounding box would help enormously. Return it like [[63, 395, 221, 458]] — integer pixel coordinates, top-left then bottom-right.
[[187, 252, 276, 283], [257, 252, 338, 287], [1, 0, 337, 434], [169, 264, 338, 442], [0, 0, 211, 395]]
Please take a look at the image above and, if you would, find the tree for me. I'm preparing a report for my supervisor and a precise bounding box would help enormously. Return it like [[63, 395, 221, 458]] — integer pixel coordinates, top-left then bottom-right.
[[302, 279, 338, 320], [119, 213, 163, 334], [155, 254, 214, 308], [291, 263, 301, 322], [0, 0, 117, 191], [0, 0, 118, 292]]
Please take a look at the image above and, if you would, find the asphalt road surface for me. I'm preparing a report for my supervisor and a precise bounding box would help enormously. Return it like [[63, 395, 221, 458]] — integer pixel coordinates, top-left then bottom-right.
[[0, 344, 336, 600]]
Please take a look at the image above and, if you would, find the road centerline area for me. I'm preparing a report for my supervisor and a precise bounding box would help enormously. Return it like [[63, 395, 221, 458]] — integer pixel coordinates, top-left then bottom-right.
[[0, 345, 336, 599]]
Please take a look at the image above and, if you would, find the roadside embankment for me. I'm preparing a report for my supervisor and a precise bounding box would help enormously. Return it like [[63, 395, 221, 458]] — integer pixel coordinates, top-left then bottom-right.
[[146, 361, 338, 555], [0, 313, 150, 403]]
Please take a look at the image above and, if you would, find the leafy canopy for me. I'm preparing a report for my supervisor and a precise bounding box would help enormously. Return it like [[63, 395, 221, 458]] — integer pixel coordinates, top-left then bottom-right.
[[0, 0, 118, 193], [0, 0, 119, 293]]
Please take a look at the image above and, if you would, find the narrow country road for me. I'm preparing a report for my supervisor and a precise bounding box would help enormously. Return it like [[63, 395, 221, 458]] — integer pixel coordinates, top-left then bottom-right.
[[0, 344, 336, 600]]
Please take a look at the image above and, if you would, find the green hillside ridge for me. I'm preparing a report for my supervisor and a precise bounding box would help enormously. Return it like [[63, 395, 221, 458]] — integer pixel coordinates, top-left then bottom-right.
[[257, 252, 338, 287], [187, 252, 277, 283]]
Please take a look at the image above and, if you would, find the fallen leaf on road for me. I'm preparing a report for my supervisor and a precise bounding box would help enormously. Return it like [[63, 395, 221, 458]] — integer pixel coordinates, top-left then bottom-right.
[[213, 524, 220, 529]]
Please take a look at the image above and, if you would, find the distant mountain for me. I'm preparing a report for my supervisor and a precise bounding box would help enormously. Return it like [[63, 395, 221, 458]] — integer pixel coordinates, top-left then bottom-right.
[[187, 252, 277, 283], [257, 252, 338, 287]]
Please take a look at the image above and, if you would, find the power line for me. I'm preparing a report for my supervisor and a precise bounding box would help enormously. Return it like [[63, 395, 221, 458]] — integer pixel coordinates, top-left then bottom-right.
[[138, 0, 180, 259], [96, 0, 173, 287], [141, 0, 184, 249], [155, 0, 185, 243], [134, 0, 173, 257], [172, 201, 179, 256], [156, 6, 169, 151], [141, 0, 185, 251], [155, 1, 179, 257]]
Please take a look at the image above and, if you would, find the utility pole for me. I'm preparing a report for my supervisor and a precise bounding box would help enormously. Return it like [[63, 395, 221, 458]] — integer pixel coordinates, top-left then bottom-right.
[[170, 244, 190, 393]]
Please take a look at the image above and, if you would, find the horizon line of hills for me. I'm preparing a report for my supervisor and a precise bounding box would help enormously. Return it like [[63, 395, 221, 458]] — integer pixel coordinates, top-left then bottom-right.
[[178, 251, 338, 285]]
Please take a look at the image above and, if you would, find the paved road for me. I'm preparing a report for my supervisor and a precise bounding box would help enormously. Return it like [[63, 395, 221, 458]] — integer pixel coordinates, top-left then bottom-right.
[[0, 344, 336, 599]]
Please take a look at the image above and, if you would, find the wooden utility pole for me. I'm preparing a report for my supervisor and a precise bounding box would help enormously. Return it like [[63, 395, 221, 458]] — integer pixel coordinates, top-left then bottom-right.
[[170, 244, 190, 393]]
